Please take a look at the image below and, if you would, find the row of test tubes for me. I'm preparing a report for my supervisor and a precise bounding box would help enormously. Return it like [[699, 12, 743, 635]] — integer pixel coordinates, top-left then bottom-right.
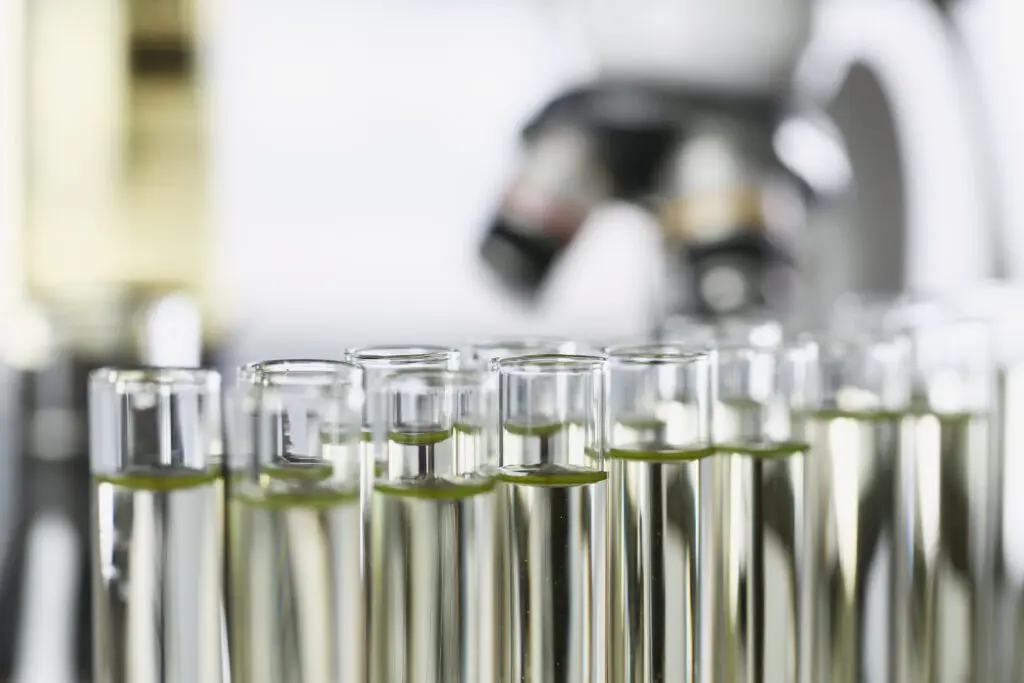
[[85, 311, 1019, 683]]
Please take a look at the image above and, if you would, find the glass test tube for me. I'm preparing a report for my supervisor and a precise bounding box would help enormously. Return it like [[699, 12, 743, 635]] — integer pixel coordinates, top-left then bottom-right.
[[703, 342, 814, 683], [894, 320, 995, 683], [997, 327, 1024, 683], [604, 346, 713, 683], [800, 334, 911, 683], [952, 288, 1024, 682], [226, 360, 366, 683], [497, 355, 608, 683], [347, 346, 460, 472], [464, 338, 575, 464], [370, 368, 495, 683], [89, 367, 224, 683]]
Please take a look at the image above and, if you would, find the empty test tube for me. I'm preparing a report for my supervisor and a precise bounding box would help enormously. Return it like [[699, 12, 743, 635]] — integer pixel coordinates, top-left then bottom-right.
[[89, 367, 225, 683]]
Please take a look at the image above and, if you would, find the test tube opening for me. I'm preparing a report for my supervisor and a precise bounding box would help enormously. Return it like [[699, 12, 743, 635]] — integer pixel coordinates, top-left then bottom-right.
[[227, 359, 369, 683], [604, 345, 712, 682], [605, 345, 713, 457], [375, 368, 491, 487], [234, 359, 364, 492], [348, 345, 461, 469], [895, 317, 996, 683], [370, 368, 496, 682], [89, 367, 226, 683], [495, 354, 608, 682], [809, 333, 913, 416], [801, 332, 913, 683], [89, 366, 222, 479], [496, 354, 606, 481]]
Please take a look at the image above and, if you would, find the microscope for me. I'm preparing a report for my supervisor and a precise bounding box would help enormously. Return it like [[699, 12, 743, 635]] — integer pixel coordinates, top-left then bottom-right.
[[478, 0, 847, 332]]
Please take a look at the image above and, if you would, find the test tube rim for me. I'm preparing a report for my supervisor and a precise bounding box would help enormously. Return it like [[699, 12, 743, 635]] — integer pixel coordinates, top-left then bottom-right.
[[604, 344, 710, 366], [239, 358, 363, 387], [496, 353, 606, 375], [591, 337, 641, 354], [89, 366, 220, 393], [348, 344, 460, 367]]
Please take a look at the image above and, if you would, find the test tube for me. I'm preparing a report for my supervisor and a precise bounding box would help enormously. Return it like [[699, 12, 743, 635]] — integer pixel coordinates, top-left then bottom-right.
[[800, 334, 912, 683], [604, 346, 714, 683], [226, 360, 366, 683], [369, 368, 495, 683], [945, 285, 1024, 682], [496, 354, 608, 683], [894, 320, 995, 683], [703, 341, 814, 683], [464, 338, 575, 464], [996, 326, 1024, 682], [347, 346, 460, 470], [89, 367, 224, 683]]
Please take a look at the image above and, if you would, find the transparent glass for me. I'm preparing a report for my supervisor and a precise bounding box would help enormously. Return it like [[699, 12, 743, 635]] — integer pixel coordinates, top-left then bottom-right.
[[370, 369, 496, 683], [805, 333, 912, 414], [495, 354, 607, 683], [896, 319, 996, 683], [346, 344, 460, 370], [88, 367, 224, 683], [463, 339, 574, 464], [347, 345, 460, 467], [705, 342, 814, 683], [591, 334, 658, 357], [232, 359, 365, 492], [715, 341, 815, 444], [604, 346, 711, 683], [496, 354, 606, 475], [910, 318, 993, 413], [375, 369, 490, 484], [226, 359, 367, 683], [89, 367, 222, 477], [800, 334, 912, 683], [605, 344, 712, 454], [945, 282, 1024, 681]]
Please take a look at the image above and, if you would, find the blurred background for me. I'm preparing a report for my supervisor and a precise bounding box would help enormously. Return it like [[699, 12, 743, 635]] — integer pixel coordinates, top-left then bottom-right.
[[2, 0, 1024, 680]]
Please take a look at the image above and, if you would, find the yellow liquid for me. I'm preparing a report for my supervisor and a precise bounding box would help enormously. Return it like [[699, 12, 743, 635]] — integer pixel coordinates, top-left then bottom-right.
[[92, 466, 224, 683]]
